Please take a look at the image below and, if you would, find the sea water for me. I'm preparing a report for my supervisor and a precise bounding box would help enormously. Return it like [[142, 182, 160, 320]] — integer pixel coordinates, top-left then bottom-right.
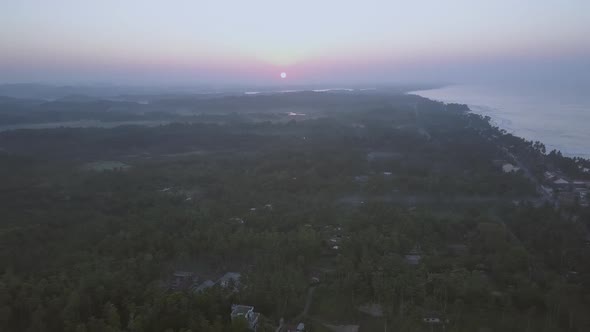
[[411, 83, 590, 159]]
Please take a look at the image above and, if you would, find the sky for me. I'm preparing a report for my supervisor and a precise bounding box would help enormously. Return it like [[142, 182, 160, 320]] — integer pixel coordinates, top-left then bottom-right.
[[1, 0, 589, 86]]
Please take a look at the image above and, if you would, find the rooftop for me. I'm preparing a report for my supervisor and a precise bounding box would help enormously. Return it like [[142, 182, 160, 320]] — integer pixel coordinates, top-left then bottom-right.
[[231, 305, 253, 316], [554, 178, 569, 185], [502, 163, 520, 173], [193, 280, 215, 292], [219, 272, 241, 289], [173, 271, 194, 278]]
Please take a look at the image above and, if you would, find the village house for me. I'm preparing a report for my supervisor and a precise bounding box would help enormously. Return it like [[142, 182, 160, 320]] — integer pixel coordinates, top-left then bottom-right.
[[405, 246, 422, 265], [502, 163, 520, 173], [193, 279, 215, 293], [219, 272, 241, 289], [283, 322, 305, 332], [553, 178, 570, 189], [544, 171, 557, 180], [171, 271, 198, 290], [231, 305, 260, 330], [578, 190, 589, 207], [229, 217, 245, 224], [541, 185, 553, 196], [189, 272, 242, 293], [423, 312, 444, 324], [354, 175, 369, 184]]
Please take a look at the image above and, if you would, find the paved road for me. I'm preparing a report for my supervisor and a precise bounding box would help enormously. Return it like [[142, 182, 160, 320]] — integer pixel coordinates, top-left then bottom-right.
[[291, 286, 316, 324], [504, 148, 556, 206], [303, 286, 316, 316]]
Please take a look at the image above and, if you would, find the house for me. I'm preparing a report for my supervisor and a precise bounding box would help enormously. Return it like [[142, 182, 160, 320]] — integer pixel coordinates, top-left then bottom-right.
[[229, 217, 245, 224], [572, 180, 587, 189], [553, 178, 570, 188], [193, 280, 215, 293], [284, 322, 305, 332], [578, 189, 589, 207], [423, 312, 445, 325], [405, 254, 421, 265], [502, 163, 520, 173], [405, 246, 422, 265], [218, 272, 241, 289], [231, 305, 260, 331], [171, 271, 198, 290], [354, 175, 369, 184], [541, 185, 553, 196], [544, 171, 558, 180]]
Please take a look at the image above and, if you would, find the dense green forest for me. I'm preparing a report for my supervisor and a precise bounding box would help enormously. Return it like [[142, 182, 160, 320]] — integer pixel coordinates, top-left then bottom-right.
[[0, 92, 589, 331]]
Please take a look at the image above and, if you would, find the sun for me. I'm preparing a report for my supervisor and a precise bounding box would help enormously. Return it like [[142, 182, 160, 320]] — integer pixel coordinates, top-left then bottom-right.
[[280, 72, 287, 79]]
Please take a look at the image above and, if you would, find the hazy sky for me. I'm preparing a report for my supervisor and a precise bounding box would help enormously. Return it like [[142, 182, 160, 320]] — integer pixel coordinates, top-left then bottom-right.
[[1, 0, 589, 85]]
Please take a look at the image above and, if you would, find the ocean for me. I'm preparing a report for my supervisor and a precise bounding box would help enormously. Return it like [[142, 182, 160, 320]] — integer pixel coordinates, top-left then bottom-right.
[[410, 84, 590, 159]]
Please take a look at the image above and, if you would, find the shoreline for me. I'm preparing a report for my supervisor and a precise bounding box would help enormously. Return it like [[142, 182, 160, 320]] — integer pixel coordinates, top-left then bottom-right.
[[408, 85, 590, 160]]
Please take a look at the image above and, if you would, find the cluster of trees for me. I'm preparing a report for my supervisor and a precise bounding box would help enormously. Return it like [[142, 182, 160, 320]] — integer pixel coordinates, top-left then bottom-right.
[[0, 92, 588, 331]]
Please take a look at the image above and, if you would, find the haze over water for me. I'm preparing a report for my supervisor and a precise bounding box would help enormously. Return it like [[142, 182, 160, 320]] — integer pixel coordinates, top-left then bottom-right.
[[412, 83, 590, 158]]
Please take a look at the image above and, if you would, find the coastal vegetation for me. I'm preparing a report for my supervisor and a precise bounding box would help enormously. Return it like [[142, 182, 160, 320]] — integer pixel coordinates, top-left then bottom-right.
[[0, 92, 588, 331]]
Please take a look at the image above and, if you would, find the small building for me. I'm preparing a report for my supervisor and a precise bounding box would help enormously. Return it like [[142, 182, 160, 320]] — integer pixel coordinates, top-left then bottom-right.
[[405, 254, 421, 265], [284, 322, 305, 332], [193, 280, 215, 293], [553, 178, 570, 188], [218, 272, 241, 289], [544, 171, 557, 180], [230, 305, 260, 331], [354, 175, 369, 184], [405, 246, 422, 265], [423, 312, 445, 325], [309, 276, 320, 285], [578, 190, 589, 207], [502, 163, 520, 173], [229, 217, 245, 224], [171, 271, 198, 290], [423, 313, 442, 324], [541, 185, 553, 196]]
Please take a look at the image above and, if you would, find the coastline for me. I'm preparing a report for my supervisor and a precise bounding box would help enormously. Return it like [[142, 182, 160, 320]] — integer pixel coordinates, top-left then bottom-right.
[[408, 85, 590, 159]]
